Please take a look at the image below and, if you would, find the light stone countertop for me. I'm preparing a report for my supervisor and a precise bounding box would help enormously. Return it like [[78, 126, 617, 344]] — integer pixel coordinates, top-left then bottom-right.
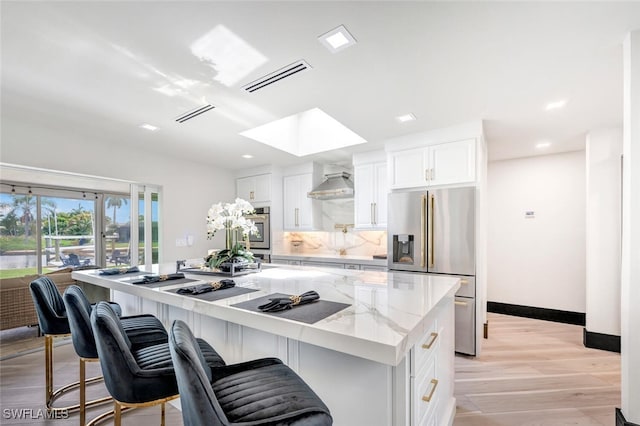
[[271, 253, 387, 266], [73, 263, 459, 366]]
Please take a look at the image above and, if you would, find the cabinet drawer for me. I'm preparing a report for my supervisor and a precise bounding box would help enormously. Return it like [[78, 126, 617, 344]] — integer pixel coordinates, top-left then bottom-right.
[[412, 322, 440, 377], [344, 263, 360, 270], [455, 276, 475, 298], [413, 354, 439, 425]]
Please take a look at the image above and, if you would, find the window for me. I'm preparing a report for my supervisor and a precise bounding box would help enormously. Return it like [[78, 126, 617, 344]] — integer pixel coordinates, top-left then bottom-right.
[[0, 182, 158, 278]]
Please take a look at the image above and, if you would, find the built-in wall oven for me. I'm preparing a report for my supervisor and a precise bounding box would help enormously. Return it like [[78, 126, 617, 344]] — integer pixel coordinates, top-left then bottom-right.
[[244, 207, 271, 262]]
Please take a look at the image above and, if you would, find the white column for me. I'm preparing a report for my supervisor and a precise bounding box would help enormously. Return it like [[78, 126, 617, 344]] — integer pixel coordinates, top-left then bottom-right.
[[585, 128, 622, 337], [621, 29, 640, 424]]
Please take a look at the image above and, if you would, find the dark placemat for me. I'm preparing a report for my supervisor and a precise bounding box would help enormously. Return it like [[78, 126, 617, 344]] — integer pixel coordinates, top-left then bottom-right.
[[167, 286, 258, 301], [231, 293, 350, 324], [123, 277, 199, 288]]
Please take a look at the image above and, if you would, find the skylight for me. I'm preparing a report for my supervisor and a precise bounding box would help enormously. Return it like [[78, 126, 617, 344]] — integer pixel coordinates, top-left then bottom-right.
[[240, 108, 367, 157], [190, 25, 268, 87]]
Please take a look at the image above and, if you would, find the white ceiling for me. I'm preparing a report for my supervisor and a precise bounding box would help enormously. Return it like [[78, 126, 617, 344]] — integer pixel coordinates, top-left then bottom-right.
[[2, 1, 639, 170]]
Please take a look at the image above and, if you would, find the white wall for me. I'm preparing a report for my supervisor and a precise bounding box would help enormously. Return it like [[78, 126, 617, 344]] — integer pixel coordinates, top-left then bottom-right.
[[585, 128, 622, 336], [1, 115, 236, 263], [487, 151, 586, 312], [621, 29, 640, 424]]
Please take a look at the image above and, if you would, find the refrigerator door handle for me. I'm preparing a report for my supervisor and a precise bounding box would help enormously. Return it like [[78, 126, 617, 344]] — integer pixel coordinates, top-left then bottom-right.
[[421, 194, 427, 268], [429, 194, 435, 268]]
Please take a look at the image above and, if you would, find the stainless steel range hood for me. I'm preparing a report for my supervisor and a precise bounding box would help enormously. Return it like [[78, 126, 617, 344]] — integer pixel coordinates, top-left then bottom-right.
[[307, 172, 354, 200]]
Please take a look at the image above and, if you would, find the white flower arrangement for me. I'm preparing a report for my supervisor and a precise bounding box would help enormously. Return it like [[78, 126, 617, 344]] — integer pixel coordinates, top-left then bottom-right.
[[205, 198, 259, 269], [206, 198, 259, 240]]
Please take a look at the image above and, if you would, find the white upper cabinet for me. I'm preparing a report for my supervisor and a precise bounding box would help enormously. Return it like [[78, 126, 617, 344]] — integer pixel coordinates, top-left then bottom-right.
[[354, 162, 388, 229], [283, 173, 317, 230], [389, 139, 476, 189], [236, 173, 271, 204]]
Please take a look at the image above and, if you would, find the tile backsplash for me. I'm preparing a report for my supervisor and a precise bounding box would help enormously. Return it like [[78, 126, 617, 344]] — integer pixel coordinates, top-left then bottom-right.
[[273, 230, 387, 257]]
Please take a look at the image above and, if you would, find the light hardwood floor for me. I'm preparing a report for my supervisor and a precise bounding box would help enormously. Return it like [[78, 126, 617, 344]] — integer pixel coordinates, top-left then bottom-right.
[[0, 313, 621, 425], [454, 313, 621, 425]]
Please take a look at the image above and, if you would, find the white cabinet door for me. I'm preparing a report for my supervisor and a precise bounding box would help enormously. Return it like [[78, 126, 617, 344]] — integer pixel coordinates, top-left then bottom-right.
[[283, 173, 316, 230], [283, 175, 299, 230], [236, 176, 255, 201], [296, 173, 314, 229], [236, 174, 272, 203], [388, 139, 476, 190], [374, 162, 388, 227], [428, 139, 475, 187], [354, 162, 388, 229], [389, 147, 428, 189], [354, 164, 376, 228]]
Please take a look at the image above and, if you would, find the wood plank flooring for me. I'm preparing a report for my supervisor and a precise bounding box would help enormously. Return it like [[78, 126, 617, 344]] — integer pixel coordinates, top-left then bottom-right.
[[454, 313, 621, 425], [0, 313, 621, 425]]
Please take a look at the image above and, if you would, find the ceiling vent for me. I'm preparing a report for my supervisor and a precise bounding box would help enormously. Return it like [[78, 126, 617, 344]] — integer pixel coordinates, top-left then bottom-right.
[[242, 60, 312, 93], [175, 104, 215, 123]]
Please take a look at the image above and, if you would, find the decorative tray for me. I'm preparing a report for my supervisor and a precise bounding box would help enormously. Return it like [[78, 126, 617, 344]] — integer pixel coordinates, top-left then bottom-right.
[[178, 260, 262, 277]]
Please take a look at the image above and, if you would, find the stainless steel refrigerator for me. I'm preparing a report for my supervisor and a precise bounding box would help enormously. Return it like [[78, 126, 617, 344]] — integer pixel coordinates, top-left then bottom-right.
[[387, 187, 476, 355]]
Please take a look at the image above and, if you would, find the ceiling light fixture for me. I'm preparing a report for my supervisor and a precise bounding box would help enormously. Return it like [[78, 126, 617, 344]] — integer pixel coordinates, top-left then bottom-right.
[[545, 99, 567, 111], [536, 142, 551, 149], [396, 113, 416, 123], [318, 25, 357, 53], [242, 154, 254, 159], [140, 123, 159, 131]]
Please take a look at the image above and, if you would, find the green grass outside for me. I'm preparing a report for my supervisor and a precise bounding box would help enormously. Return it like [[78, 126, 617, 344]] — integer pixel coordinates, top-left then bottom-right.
[[0, 267, 59, 279]]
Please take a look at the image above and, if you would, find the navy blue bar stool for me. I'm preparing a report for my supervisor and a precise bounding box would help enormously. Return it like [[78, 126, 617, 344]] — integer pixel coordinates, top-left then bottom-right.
[[29, 276, 121, 414], [169, 319, 333, 426], [63, 285, 168, 425], [91, 302, 225, 425]]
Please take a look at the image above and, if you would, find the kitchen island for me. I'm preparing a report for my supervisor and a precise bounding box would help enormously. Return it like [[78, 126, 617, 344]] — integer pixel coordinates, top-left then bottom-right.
[[73, 264, 459, 426]]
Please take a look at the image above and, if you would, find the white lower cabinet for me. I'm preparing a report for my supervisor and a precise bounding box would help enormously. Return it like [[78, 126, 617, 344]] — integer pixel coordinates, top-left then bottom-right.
[[410, 302, 456, 426]]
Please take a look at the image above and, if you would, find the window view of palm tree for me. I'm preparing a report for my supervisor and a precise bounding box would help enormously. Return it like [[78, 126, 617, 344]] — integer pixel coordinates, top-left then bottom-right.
[[0, 193, 39, 278], [41, 196, 96, 269], [0, 193, 95, 277], [104, 194, 131, 266]]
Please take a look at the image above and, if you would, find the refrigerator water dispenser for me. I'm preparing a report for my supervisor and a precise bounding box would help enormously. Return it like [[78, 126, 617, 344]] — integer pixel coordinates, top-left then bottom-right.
[[392, 234, 414, 264]]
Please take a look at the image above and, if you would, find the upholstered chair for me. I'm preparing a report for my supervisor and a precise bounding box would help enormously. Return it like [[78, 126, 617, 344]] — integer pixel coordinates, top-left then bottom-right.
[[63, 285, 168, 425], [169, 319, 333, 426], [91, 302, 225, 426], [28, 276, 121, 414]]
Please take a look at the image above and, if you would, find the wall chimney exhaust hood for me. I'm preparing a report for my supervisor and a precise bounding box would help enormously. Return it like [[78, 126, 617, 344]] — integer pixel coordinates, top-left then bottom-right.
[[307, 172, 354, 200]]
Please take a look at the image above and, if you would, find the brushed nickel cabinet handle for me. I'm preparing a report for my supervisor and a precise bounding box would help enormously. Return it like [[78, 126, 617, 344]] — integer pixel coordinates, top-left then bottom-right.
[[371, 203, 375, 225], [421, 332, 439, 350], [373, 202, 377, 225], [425, 169, 429, 181], [422, 379, 439, 402], [460, 279, 469, 285], [250, 191, 254, 200]]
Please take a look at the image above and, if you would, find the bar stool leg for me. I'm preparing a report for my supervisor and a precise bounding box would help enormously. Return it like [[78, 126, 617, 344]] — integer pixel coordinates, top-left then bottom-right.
[[114, 401, 121, 426], [45, 335, 54, 404], [160, 402, 165, 426]]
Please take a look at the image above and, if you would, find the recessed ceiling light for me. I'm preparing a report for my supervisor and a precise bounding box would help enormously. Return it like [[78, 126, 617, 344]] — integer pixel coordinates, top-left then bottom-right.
[[396, 113, 416, 123], [140, 123, 159, 131], [242, 154, 254, 159], [545, 100, 567, 111], [318, 25, 356, 53], [536, 142, 551, 149]]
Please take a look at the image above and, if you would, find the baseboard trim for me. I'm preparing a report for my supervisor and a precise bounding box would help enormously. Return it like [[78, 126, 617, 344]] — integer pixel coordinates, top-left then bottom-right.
[[616, 408, 640, 426], [487, 301, 585, 326], [583, 328, 621, 353]]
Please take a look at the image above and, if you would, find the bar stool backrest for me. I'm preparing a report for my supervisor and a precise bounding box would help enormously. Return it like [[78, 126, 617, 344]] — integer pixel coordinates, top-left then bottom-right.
[[29, 276, 70, 335], [63, 285, 99, 359], [169, 319, 227, 426]]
